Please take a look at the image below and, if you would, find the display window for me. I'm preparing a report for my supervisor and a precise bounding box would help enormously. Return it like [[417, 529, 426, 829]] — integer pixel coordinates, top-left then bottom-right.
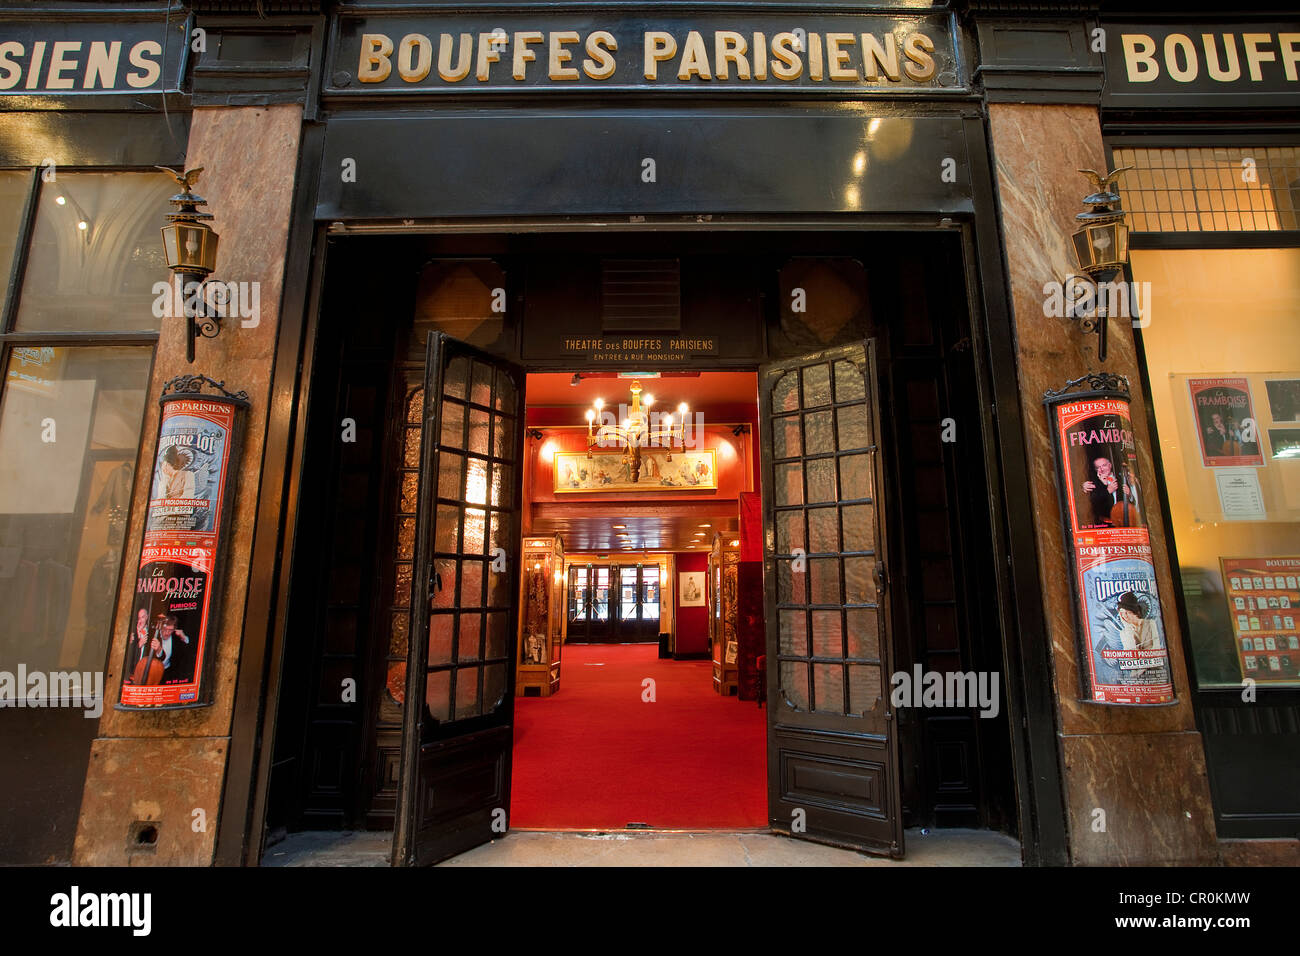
[[1129, 221, 1300, 688], [0, 170, 172, 684]]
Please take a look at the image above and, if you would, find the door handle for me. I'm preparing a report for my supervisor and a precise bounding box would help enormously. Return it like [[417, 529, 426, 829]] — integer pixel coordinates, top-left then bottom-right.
[[874, 562, 888, 593], [428, 569, 443, 609]]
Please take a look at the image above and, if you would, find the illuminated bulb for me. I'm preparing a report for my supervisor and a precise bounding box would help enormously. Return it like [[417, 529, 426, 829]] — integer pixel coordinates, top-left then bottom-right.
[[645, 395, 655, 407], [77, 220, 88, 231], [594, 398, 604, 410], [55, 196, 66, 205], [699, 523, 711, 528], [677, 402, 688, 415], [585, 409, 594, 422]]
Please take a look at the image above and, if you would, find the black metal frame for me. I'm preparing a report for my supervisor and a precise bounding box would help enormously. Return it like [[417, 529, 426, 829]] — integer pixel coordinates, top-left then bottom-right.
[[566, 562, 660, 643]]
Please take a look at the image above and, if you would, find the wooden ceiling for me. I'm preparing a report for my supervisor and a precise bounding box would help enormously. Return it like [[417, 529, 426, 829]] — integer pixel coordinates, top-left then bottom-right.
[[530, 502, 741, 555]]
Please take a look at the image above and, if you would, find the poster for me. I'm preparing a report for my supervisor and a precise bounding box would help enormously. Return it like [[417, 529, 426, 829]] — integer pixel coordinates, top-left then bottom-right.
[[1047, 385, 1175, 705], [119, 389, 245, 709], [1220, 557, 1300, 685], [1188, 377, 1264, 468]]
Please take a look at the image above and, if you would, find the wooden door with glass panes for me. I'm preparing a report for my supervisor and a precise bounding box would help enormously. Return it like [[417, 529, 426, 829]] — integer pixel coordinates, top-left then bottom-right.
[[392, 332, 525, 867], [759, 339, 903, 857]]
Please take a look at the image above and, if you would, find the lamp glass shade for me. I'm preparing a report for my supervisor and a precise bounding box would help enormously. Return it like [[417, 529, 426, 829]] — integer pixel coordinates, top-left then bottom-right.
[[160, 221, 219, 274], [1072, 222, 1129, 275]]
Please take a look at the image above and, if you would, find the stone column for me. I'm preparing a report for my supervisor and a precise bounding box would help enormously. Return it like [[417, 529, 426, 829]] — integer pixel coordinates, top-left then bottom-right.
[[73, 105, 302, 866], [987, 103, 1217, 865]]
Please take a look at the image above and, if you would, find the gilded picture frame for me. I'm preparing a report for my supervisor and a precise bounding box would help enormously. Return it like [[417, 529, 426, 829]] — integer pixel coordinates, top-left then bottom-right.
[[553, 448, 717, 493]]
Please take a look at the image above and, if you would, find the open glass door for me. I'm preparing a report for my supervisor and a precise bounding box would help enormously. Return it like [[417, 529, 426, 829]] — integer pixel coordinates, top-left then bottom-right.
[[759, 340, 903, 857], [392, 332, 526, 866]]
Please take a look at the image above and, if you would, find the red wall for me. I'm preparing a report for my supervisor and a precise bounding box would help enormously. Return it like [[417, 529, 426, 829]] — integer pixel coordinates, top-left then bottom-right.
[[674, 552, 710, 656]]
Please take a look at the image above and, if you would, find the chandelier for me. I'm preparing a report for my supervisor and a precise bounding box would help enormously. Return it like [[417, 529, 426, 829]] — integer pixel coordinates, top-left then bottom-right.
[[583, 380, 689, 483]]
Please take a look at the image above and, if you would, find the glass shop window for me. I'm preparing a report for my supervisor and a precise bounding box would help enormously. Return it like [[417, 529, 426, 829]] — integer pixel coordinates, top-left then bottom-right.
[[0, 347, 151, 673], [0, 170, 169, 685], [1129, 245, 1300, 689], [14, 172, 174, 332]]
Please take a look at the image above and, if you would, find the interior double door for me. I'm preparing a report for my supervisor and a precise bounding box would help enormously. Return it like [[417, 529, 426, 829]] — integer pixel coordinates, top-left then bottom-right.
[[394, 331, 902, 864], [567, 564, 660, 643]]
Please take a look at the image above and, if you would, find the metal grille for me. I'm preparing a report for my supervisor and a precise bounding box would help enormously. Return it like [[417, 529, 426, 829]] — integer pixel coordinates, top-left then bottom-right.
[[600, 258, 681, 332], [1113, 146, 1300, 233]]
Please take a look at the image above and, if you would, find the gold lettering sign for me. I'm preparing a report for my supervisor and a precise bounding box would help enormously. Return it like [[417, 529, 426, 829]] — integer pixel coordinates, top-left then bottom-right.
[[354, 28, 941, 87]]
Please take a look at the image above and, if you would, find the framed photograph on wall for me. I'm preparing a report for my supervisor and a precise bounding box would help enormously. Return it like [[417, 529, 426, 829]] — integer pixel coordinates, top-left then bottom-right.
[[1265, 378, 1300, 424], [678, 571, 705, 607]]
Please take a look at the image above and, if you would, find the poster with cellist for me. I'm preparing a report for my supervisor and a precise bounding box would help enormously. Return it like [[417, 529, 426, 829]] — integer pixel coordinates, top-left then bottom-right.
[[1188, 377, 1264, 468], [118, 380, 248, 710], [1060, 401, 1147, 533], [1046, 380, 1175, 705]]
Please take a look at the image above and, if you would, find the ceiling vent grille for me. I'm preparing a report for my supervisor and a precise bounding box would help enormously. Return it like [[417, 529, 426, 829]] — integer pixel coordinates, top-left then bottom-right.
[[601, 259, 681, 332]]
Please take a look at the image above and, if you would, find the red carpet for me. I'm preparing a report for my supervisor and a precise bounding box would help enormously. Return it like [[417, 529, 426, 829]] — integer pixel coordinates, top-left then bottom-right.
[[510, 644, 767, 829]]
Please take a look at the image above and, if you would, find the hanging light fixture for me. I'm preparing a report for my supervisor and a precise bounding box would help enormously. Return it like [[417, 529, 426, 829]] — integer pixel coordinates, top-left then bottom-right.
[[583, 379, 689, 483], [157, 166, 220, 363]]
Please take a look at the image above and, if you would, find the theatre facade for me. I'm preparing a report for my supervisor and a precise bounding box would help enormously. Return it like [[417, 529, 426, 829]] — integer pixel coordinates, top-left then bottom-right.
[[0, 0, 1297, 867]]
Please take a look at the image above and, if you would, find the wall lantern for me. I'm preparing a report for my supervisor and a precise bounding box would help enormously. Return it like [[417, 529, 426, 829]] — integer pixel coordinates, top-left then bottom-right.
[[157, 166, 220, 363], [1068, 166, 1134, 363]]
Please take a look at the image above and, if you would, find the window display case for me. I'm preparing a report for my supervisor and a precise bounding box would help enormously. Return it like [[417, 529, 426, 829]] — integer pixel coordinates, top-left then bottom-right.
[[517, 534, 565, 696], [709, 533, 741, 696]]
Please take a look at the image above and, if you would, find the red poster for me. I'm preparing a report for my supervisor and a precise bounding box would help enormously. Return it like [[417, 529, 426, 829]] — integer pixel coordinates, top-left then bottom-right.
[[1188, 377, 1264, 468], [1221, 557, 1300, 685], [120, 393, 243, 709], [1051, 394, 1174, 705]]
